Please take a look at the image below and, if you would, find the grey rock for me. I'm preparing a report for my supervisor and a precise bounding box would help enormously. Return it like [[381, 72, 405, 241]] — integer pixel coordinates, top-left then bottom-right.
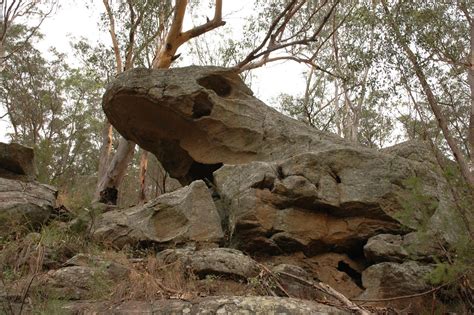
[[62, 296, 350, 314], [364, 234, 408, 263], [102, 66, 348, 184], [0, 142, 36, 180], [38, 254, 130, 300], [157, 247, 260, 280], [93, 180, 223, 248], [359, 261, 433, 299]]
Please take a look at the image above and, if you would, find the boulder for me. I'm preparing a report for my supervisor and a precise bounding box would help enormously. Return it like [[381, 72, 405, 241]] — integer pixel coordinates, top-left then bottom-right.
[[157, 247, 260, 280], [364, 233, 445, 263], [63, 296, 350, 314], [359, 261, 433, 300], [37, 254, 130, 300], [93, 180, 223, 248], [0, 142, 36, 180], [364, 234, 408, 263], [0, 177, 57, 232]]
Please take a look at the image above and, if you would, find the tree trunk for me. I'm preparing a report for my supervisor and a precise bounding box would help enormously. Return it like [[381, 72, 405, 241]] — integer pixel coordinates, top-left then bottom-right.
[[138, 149, 148, 204], [94, 120, 113, 200], [97, 138, 135, 204], [468, 21, 474, 172]]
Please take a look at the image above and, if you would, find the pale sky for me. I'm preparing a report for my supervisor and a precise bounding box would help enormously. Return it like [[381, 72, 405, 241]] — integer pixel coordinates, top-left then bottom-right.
[[0, 0, 308, 142]]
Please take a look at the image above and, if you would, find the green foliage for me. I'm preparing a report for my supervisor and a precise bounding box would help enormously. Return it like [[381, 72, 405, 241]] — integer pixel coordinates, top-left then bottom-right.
[[398, 172, 473, 301]]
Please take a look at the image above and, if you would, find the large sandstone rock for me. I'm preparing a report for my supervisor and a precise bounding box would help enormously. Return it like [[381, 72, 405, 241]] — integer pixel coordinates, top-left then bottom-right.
[[0, 142, 36, 180], [0, 177, 56, 232], [103, 67, 453, 250], [102, 66, 348, 184], [63, 296, 350, 314], [93, 180, 223, 248]]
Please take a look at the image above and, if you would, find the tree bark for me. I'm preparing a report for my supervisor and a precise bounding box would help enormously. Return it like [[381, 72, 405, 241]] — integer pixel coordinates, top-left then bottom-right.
[[382, 0, 474, 190], [138, 149, 148, 204], [94, 120, 113, 200], [97, 137, 135, 205], [468, 21, 474, 171]]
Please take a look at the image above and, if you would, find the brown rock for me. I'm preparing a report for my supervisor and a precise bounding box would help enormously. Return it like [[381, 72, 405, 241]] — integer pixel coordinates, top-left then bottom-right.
[[0, 142, 36, 180]]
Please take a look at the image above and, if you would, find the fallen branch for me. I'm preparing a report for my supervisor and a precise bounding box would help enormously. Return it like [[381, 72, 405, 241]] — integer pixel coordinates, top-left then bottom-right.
[[351, 275, 465, 303], [276, 270, 370, 315]]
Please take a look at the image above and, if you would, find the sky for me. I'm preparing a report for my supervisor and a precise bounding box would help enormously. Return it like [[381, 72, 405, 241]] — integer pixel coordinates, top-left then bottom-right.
[[0, 0, 308, 142]]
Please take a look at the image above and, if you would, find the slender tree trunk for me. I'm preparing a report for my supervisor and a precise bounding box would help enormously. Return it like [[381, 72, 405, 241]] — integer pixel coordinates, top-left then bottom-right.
[[94, 120, 113, 200], [97, 138, 135, 204], [138, 149, 148, 204], [468, 21, 474, 171], [334, 80, 342, 137], [383, 0, 474, 189]]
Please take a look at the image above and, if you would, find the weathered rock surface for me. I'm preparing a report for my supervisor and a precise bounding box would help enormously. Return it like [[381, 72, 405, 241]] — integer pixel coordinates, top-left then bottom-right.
[[0, 142, 36, 180], [63, 296, 350, 314], [213, 148, 448, 257], [93, 180, 223, 248], [364, 232, 444, 263], [157, 247, 260, 280], [0, 142, 56, 232], [0, 177, 57, 232]]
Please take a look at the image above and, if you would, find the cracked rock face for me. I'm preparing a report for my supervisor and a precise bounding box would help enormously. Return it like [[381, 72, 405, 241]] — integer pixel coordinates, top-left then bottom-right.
[[213, 147, 450, 257]]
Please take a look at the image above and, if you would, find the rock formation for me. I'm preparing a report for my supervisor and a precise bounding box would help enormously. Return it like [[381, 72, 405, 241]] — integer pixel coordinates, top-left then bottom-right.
[[98, 66, 461, 312], [2, 67, 464, 314]]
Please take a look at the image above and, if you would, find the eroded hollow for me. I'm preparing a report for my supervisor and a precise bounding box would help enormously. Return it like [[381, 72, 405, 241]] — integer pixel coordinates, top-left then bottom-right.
[[337, 261, 362, 288], [192, 92, 214, 119], [197, 74, 232, 97], [188, 161, 223, 184]]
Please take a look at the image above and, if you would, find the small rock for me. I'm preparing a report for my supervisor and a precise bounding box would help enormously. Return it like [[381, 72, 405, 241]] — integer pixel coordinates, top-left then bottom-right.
[[93, 180, 223, 248], [364, 234, 408, 263], [157, 247, 260, 280]]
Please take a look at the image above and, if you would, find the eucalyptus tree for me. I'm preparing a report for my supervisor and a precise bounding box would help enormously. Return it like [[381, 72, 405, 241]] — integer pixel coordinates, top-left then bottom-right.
[[381, 0, 474, 190], [0, 28, 104, 186], [0, 0, 57, 70]]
